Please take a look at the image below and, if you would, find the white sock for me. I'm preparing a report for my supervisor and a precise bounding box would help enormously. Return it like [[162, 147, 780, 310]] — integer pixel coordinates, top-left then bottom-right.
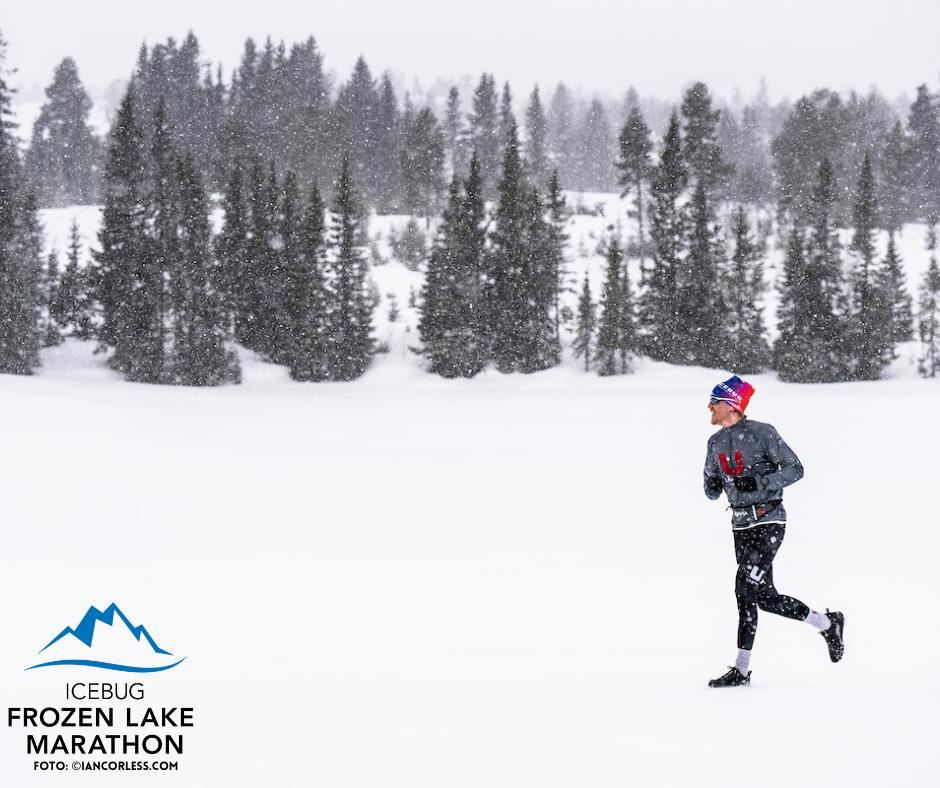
[[735, 648, 751, 674], [805, 609, 831, 631]]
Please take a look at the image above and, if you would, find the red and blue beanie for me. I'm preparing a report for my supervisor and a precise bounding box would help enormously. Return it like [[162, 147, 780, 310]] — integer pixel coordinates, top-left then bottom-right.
[[711, 375, 755, 413]]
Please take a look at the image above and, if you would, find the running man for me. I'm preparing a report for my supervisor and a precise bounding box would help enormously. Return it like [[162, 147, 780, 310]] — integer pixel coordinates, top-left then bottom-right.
[[703, 375, 845, 687]]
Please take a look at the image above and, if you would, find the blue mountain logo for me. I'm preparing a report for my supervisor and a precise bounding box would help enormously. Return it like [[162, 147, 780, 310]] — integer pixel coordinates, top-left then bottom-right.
[[26, 603, 185, 673]]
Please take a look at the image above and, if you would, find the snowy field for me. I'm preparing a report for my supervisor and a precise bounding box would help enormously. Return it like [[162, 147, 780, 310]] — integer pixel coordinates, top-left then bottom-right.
[[1, 197, 938, 786]]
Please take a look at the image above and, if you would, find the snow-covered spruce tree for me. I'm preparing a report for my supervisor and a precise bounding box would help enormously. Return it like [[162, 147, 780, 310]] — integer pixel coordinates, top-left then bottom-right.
[[848, 153, 893, 380], [545, 170, 569, 353], [25, 57, 99, 207], [146, 97, 176, 381], [374, 74, 402, 213], [285, 180, 330, 381], [468, 74, 500, 200], [53, 219, 93, 339], [169, 153, 240, 386], [0, 36, 40, 374], [678, 182, 726, 367], [918, 253, 940, 377], [574, 99, 614, 192], [773, 227, 837, 383], [488, 119, 529, 372], [804, 157, 851, 380], [42, 250, 62, 347], [216, 160, 249, 335], [907, 85, 940, 222], [520, 184, 558, 372], [524, 86, 550, 189], [595, 235, 636, 376], [724, 206, 770, 373], [498, 82, 515, 170], [879, 121, 910, 233], [400, 107, 445, 217], [331, 57, 382, 207], [641, 112, 687, 363], [680, 81, 732, 197], [547, 83, 576, 187], [880, 232, 914, 344], [0, 184, 43, 374], [93, 88, 154, 380], [419, 175, 464, 377], [617, 243, 638, 374], [240, 160, 276, 355], [266, 170, 304, 367], [572, 273, 596, 372], [327, 152, 374, 381], [615, 106, 653, 276], [443, 87, 468, 181]]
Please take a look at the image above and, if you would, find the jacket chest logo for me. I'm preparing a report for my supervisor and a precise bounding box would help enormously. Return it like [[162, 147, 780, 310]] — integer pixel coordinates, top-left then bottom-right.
[[719, 450, 746, 477]]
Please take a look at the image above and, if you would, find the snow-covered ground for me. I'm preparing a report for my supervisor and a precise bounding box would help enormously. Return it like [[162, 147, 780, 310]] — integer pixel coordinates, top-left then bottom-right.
[[1, 198, 938, 786]]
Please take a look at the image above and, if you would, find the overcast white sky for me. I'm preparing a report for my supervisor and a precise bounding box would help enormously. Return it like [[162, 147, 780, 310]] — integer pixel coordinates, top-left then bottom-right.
[[3, 0, 938, 107]]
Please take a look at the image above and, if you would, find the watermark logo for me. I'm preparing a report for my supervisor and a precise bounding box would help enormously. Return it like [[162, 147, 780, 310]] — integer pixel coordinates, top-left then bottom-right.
[[26, 603, 185, 673]]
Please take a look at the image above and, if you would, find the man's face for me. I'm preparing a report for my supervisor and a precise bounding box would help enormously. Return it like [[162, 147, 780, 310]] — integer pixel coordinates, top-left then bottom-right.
[[708, 399, 736, 425]]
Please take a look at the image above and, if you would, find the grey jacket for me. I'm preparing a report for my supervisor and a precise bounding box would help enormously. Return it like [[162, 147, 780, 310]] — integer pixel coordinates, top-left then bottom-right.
[[703, 417, 804, 527]]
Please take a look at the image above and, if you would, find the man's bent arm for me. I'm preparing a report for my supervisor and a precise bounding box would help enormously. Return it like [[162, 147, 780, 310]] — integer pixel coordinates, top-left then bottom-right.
[[759, 426, 804, 490]]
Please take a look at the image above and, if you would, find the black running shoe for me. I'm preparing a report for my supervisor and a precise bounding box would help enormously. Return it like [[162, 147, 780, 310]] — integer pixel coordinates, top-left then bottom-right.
[[708, 666, 751, 688], [820, 609, 845, 663]]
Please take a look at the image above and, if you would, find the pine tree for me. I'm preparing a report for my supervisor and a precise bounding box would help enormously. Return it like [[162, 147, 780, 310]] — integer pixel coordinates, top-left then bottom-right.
[[241, 161, 279, 356], [575, 99, 614, 191], [595, 236, 624, 376], [42, 251, 62, 347], [327, 152, 374, 380], [443, 86, 468, 179], [641, 112, 687, 362], [216, 160, 249, 334], [547, 83, 576, 186], [918, 253, 940, 377], [520, 184, 558, 372], [0, 35, 42, 374], [54, 218, 93, 338], [273, 170, 304, 364], [374, 74, 402, 212], [615, 106, 653, 275], [773, 224, 841, 383], [678, 182, 726, 366], [332, 57, 381, 205], [524, 86, 549, 188], [170, 153, 240, 385], [419, 175, 465, 376], [146, 96, 176, 381], [400, 107, 445, 216], [724, 207, 770, 373], [804, 157, 850, 380], [907, 85, 940, 222], [498, 82, 515, 164], [617, 245, 637, 374], [572, 274, 595, 372], [92, 88, 153, 380], [468, 74, 500, 198], [488, 119, 529, 372], [545, 170, 569, 352], [848, 153, 893, 379], [285, 181, 329, 380], [25, 57, 99, 207], [880, 121, 910, 232], [880, 232, 914, 344], [680, 82, 732, 196]]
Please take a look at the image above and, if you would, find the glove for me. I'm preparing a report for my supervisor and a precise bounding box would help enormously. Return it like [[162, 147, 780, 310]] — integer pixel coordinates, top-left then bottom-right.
[[733, 476, 758, 493], [705, 476, 723, 496]]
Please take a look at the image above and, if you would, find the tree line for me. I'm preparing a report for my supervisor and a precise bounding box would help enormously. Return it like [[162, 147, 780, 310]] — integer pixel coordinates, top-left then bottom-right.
[[2, 28, 940, 383]]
